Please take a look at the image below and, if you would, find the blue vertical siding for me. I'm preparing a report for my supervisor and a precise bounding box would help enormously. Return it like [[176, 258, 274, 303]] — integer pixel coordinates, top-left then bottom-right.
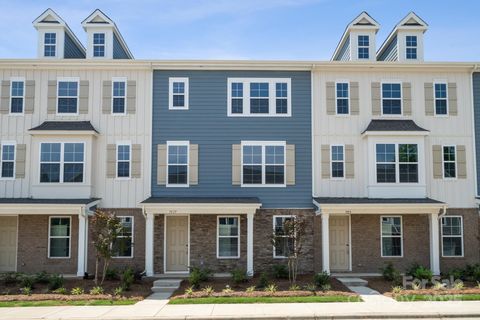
[[63, 32, 85, 59], [151, 70, 312, 208], [378, 35, 398, 61], [113, 33, 130, 59], [473, 73, 480, 196]]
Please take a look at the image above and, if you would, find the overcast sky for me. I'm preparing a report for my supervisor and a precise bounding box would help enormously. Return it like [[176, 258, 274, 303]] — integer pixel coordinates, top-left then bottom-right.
[[0, 0, 479, 61]]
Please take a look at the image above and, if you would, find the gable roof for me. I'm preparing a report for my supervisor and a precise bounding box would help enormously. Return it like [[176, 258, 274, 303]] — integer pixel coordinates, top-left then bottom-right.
[[33, 8, 86, 54], [332, 11, 380, 61], [81, 9, 134, 59]]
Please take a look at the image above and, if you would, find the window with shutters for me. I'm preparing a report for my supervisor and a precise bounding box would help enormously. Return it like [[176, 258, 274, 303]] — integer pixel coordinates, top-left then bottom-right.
[[44, 33, 56, 57], [40, 142, 84, 183], [228, 78, 291, 116], [381, 216, 403, 257], [167, 141, 189, 187], [381, 83, 402, 115], [0, 142, 15, 179], [406, 36, 417, 60], [10, 78, 24, 114], [434, 83, 448, 115], [93, 33, 105, 57], [169, 77, 189, 110], [57, 79, 79, 114], [117, 143, 131, 178], [242, 141, 285, 187], [217, 216, 240, 258], [335, 82, 349, 115], [358, 35, 369, 59], [112, 216, 133, 258], [441, 216, 463, 257], [376, 143, 418, 183], [442, 145, 456, 179], [331, 145, 344, 178], [48, 217, 71, 258], [112, 79, 126, 114]]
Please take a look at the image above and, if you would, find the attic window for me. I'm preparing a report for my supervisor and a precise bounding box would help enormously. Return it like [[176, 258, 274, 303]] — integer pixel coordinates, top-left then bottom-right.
[[358, 35, 369, 59], [44, 33, 56, 57], [406, 36, 417, 60], [93, 33, 105, 57]]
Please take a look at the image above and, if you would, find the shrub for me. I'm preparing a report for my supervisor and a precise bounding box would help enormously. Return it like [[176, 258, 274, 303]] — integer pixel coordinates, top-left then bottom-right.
[[188, 266, 211, 289], [90, 286, 104, 295], [433, 282, 445, 290], [314, 272, 330, 287], [184, 286, 194, 296], [272, 264, 289, 279], [289, 284, 301, 291], [20, 276, 35, 289], [392, 286, 403, 294], [381, 262, 402, 285], [413, 266, 433, 282], [20, 287, 32, 295], [105, 268, 120, 281], [454, 281, 465, 290], [406, 262, 421, 277], [256, 272, 269, 289], [264, 284, 277, 293], [465, 264, 480, 282], [1, 272, 23, 286], [222, 285, 234, 294], [304, 283, 316, 292], [447, 268, 465, 281], [71, 287, 84, 295], [246, 286, 256, 293], [202, 286, 214, 296], [48, 274, 64, 291], [231, 269, 247, 285], [113, 287, 124, 296], [121, 268, 135, 291], [35, 271, 51, 284], [52, 287, 68, 295], [320, 284, 331, 291]]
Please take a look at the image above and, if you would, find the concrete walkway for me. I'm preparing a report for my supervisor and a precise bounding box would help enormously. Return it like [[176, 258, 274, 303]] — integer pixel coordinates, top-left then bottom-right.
[[2, 300, 480, 319]]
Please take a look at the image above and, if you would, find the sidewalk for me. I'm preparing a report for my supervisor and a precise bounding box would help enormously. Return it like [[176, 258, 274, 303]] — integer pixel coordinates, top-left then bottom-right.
[[2, 299, 480, 320]]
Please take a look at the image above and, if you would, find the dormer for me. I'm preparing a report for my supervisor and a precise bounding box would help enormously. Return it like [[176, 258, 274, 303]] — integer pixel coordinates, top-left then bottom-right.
[[332, 12, 380, 61], [81, 9, 133, 60], [377, 12, 428, 62], [33, 9, 85, 59]]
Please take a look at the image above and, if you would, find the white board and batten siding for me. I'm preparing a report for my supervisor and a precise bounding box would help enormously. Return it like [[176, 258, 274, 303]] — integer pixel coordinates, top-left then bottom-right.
[[0, 63, 152, 208], [312, 68, 476, 208]]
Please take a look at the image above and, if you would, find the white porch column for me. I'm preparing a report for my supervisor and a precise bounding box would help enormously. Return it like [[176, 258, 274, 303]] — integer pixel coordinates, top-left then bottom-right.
[[429, 212, 441, 275], [145, 213, 155, 276], [247, 212, 254, 276], [321, 212, 330, 274], [76, 213, 87, 277]]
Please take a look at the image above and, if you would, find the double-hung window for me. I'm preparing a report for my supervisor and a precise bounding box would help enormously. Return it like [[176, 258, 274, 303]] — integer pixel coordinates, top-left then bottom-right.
[[113, 216, 133, 258], [10, 79, 24, 114], [434, 83, 448, 115], [112, 80, 126, 114], [382, 83, 402, 115], [441, 216, 463, 257], [0, 143, 15, 178], [228, 78, 291, 116], [336, 82, 349, 114], [358, 35, 369, 59], [443, 146, 456, 179], [57, 80, 79, 114], [40, 142, 84, 183], [167, 142, 189, 186], [117, 144, 131, 178], [169, 78, 188, 110], [406, 36, 417, 60], [273, 216, 295, 258], [376, 144, 418, 183], [381, 216, 402, 257], [93, 33, 105, 57], [44, 33, 56, 57], [217, 216, 240, 258], [242, 142, 285, 186], [49, 217, 71, 258], [331, 145, 344, 178]]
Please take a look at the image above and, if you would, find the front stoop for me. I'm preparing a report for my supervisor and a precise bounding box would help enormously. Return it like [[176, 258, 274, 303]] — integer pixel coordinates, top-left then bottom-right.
[[337, 277, 368, 287], [151, 278, 183, 293]]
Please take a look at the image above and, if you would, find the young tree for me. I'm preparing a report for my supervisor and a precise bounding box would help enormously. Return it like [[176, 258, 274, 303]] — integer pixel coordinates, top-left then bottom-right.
[[90, 210, 124, 285], [271, 216, 306, 285]]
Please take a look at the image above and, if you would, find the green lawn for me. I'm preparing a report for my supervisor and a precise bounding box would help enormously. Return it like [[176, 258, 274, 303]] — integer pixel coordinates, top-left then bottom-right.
[[396, 294, 480, 302], [169, 295, 361, 304], [0, 299, 138, 307]]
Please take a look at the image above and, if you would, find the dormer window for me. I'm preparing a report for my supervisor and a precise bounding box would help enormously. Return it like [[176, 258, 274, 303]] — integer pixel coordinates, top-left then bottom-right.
[[44, 33, 56, 57], [93, 33, 105, 57], [358, 35, 369, 59], [406, 36, 417, 60]]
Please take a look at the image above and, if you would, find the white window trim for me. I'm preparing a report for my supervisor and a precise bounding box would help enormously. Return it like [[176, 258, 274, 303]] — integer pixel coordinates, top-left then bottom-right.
[[111, 77, 127, 115], [357, 35, 370, 60], [273, 215, 295, 259], [0, 141, 16, 180], [240, 140, 286, 188], [380, 216, 403, 258], [48, 216, 71, 259], [375, 143, 419, 184], [116, 141, 131, 180], [330, 144, 345, 180], [442, 145, 457, 180], [166, 140, 190, 187], [92, 33, 106, 58], [43, 32, 57, 58], [112, 216, 134, 258], [216, 215, 240, 259], [39, 142, 86, 184], [433, 81, 449, 117], [56, 77, 80, 116], [227, 78, 292, 117], [380, 81, 403, 117], [441, 215, 464, 258], [335, 81, 350, 116], [9, 77, 25, 116], [168, 77, 189, 110], [405, 35, 418, 60]]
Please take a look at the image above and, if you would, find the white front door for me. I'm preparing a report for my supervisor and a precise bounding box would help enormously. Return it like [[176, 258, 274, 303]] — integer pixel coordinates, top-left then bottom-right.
[[329, 215, 350, 271], [165, 216, 189, 272], [0, 216, 17, 272]]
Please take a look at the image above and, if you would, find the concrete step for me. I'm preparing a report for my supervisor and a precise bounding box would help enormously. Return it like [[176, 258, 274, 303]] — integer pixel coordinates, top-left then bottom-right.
[[151, 286, 178, 293], [155, 273, 189, 279], [337, 277, 368, 287], [153, 279, 183, 287]]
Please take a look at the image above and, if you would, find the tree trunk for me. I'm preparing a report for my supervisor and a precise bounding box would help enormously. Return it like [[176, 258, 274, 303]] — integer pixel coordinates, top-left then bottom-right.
[[94, 256, 100, 286], [101, 258, 110, 285]]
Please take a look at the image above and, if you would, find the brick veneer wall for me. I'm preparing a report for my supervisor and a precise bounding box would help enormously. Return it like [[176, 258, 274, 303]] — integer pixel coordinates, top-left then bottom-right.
[[153, 214, 164, 274]]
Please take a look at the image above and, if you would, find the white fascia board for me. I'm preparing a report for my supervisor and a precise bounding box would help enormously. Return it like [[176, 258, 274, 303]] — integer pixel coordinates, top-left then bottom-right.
[[28, 130, 99, 137], [313, 201, 446, 215], [142, 203, 262, 215], [362, 131, 430, 137]]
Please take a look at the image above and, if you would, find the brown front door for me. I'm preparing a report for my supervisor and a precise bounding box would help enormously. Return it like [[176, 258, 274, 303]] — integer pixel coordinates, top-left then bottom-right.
[[165, 216, 189, 272]]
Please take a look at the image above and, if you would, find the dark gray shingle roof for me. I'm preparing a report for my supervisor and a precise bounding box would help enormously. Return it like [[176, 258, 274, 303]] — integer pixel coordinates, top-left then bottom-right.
[[362, 120, 428, 133], [313, 197, 444, 204], [29, 121, 98, 133], [0, 198, 100, 205], [141, 197, 261, 204]]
